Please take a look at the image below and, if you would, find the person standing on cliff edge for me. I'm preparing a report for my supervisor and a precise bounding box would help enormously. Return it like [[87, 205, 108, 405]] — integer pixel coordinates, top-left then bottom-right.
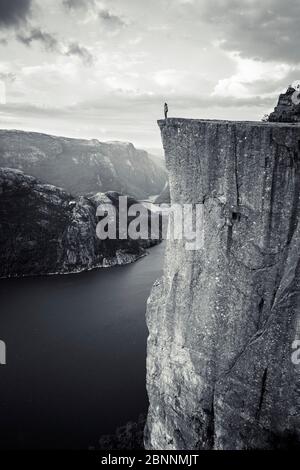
[[164, 102, 168, 120]]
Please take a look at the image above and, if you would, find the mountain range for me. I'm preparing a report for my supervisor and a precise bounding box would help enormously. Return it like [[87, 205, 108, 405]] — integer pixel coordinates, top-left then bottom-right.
[[0, 130, 167, 200]]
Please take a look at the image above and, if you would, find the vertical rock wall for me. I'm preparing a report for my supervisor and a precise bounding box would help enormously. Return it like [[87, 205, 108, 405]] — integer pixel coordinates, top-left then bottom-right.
[[145, 118, 300, 450]]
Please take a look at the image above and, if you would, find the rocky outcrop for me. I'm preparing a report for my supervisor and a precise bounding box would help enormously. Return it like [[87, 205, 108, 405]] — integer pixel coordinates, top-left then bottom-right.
[[0, 130, 167, 199], [268, 85, 300, 123], [145, 118, 300, 450], [0, 168, 160, 278]]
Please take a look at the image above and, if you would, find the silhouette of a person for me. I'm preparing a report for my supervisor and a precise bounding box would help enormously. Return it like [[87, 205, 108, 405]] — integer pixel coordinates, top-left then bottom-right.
[[164, 102, 168, 120]]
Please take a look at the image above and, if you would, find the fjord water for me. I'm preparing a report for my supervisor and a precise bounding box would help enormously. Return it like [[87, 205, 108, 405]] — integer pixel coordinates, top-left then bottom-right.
[[0, 243, 165, 449]]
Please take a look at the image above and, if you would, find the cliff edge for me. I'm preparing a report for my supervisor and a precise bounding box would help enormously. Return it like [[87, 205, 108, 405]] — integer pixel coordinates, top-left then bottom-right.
[[145, 118, 300, 449]]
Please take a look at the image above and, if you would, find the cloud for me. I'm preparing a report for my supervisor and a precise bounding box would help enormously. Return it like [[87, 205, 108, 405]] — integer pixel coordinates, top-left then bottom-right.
[[197, 0, 300, 64], [16, 28, 94, 65], [65, 42, 93, 66], [154, 69, 187, 89], [212, 54, 295, 99], [2, 0, 294, 147], [0, 0, 32, 29], [0, 87, 276, 118], [62, 0, 95, 10], [0, 71, 16, 82], [62, 1, 125, 32], [17, 28, 58, 51], [98, 9, 125, 29]]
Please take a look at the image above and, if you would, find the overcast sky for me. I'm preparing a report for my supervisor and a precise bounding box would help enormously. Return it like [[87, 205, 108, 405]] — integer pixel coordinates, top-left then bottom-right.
[[0, 0, 300, 148]]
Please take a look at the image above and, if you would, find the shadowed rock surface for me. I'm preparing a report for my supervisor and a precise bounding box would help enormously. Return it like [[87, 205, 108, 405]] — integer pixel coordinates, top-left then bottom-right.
[[0, 168, 160, 278], [268, 85, 300, 123], [98, 414, 146, 450], [154, 182, 170, 204], [0, 130, 167, 199], [145, 118, 300, 450]]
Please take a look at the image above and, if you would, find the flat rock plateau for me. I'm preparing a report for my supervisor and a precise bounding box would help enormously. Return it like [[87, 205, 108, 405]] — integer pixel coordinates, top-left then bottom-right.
[[145, 118, 300, 450]]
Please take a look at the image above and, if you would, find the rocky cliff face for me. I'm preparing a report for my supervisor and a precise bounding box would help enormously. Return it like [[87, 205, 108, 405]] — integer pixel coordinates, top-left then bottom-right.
[[269, 86, 300, 123], [0, 168, 159, 278], [145, 118, 300, 450], [0, 130, 167, 199]]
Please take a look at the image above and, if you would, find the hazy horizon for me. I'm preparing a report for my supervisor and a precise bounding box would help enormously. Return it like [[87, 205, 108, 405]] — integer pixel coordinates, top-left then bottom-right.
[[1, 0, 300, 147]]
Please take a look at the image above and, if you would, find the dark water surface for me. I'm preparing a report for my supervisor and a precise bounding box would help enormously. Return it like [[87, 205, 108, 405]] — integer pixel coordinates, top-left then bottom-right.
[[0, 243, 165, 449]]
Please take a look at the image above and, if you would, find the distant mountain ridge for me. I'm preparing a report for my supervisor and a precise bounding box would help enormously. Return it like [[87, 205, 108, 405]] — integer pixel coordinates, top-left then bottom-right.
[[0, 130, 167, 199]]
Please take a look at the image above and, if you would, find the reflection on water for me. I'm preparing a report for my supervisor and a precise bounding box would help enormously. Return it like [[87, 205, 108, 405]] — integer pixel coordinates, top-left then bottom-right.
[[0, 242, 165, 449]]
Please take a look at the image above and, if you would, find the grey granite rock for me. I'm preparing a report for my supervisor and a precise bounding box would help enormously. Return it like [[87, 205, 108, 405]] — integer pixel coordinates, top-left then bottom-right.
[[145, 118, 300, 450], [268, 85, 300, 123]]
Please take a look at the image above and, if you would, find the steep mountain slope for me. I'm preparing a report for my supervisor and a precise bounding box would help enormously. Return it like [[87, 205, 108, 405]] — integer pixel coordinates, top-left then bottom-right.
[[147, 152, 166, 171], [0, 168, 160, 278], [0, 130, 167, 199]]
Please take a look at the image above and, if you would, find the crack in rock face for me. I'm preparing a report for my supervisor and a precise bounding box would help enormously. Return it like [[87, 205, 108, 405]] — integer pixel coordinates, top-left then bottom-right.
[[145, 118, 300, 450]]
